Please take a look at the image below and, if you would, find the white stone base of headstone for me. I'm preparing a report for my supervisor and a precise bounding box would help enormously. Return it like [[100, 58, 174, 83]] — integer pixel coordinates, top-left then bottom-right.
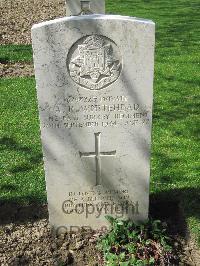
[[32, 14, 155, 233]]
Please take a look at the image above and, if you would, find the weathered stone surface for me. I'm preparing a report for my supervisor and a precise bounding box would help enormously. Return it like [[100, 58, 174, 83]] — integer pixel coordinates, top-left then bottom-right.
[[65, 0, 105, 16], [32, 14, 155, 232]]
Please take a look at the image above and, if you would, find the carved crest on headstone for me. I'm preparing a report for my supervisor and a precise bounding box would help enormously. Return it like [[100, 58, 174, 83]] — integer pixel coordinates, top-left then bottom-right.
[[67, 35, 122, 90]]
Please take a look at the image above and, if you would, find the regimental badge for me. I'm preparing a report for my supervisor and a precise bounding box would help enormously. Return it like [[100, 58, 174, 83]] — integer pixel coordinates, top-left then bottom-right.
[[67, 35, 122, 90]]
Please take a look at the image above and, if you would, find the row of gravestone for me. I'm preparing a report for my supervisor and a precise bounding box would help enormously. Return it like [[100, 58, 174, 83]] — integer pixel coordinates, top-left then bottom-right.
[[32, 0, 155, 233]]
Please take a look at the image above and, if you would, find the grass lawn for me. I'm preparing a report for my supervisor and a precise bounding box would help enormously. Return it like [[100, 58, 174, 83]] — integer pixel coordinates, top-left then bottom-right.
[[0, 78, 45, 203], [0, 0, 200, 244], [0, 45, 32, 63]]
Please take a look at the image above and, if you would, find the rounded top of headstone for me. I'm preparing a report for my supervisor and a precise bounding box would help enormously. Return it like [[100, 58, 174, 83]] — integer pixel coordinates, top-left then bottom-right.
[[31, 15, 154, 31]]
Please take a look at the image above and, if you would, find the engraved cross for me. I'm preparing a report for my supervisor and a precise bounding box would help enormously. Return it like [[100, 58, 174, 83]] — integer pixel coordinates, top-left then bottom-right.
[[79, 132, 116, 186]]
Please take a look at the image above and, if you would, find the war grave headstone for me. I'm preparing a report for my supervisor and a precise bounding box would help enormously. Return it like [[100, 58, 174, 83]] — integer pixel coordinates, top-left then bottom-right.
[[65, 0, 105, 16], [32, 1, 155, 232]]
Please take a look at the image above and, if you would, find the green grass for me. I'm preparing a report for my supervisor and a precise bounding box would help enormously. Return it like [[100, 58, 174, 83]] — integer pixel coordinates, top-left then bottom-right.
[[0, 0, 200, 245], [0, 45, 33, 63], [0, 78, 46, 203], [106, 0, 200, 244]]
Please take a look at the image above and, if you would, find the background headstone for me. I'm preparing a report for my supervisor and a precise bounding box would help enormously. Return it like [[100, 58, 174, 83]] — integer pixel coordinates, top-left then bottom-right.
[[32, 14, 155, 232], [65, 0, 105, 16]]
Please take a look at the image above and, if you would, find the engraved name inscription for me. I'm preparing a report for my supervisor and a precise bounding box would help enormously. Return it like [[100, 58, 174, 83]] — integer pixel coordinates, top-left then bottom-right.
[[39, 94, 151, 129]]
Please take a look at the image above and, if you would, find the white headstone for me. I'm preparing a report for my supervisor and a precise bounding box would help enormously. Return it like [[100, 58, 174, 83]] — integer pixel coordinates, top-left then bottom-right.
[[65, 0, 105, 16], [32, 14, 155, 232]]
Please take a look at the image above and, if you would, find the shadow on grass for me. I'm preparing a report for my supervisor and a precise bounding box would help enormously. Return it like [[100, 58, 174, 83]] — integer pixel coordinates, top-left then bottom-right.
[[0, 197, 48, 224], [0, 136, 43, 174], [0, 57, 10, 64], [150, 188, 200, 240], [0, 187, 199, 243], [0, 44, 33, 63]]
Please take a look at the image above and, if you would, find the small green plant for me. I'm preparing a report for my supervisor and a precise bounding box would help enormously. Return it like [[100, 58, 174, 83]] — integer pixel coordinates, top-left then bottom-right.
[[98, 217, 178, 265]]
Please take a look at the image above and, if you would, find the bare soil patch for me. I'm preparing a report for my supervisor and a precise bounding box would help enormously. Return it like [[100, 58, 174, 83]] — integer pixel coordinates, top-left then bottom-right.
[[0, 219, 104, 266], [0, 62, 34, 77], [1, 0, 64, 77], [0, 202, 199, 265], [0, 217, 199, 266], [0, 0, 65, 45]]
